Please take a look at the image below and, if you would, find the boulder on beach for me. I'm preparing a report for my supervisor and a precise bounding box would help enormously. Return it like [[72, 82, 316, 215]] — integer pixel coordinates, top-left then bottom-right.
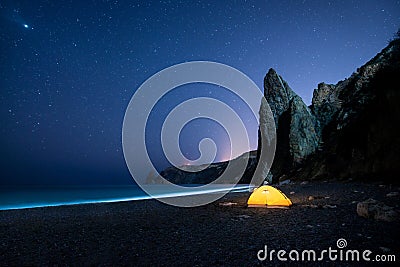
[[356, 198, 399, 222]]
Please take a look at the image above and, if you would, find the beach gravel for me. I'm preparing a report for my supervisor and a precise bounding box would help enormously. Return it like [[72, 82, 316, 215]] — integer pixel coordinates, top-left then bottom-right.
[[0, 181, 399, 266]]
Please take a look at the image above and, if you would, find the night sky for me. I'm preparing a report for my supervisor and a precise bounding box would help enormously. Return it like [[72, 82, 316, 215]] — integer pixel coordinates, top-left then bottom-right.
[[1, 0, 399, 186]]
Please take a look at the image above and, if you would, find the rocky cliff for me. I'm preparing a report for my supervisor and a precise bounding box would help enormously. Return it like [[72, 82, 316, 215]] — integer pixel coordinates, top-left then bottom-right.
[[155, 39, 400, 184], [260, 38, 400, 183], [258, 69, 320, 182]]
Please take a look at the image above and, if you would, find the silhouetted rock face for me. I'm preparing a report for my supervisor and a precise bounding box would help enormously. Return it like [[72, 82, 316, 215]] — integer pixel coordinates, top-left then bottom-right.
[[258, 40, 400, 183], [311, 82, 342, 130], [263, 68, 296, 128], [155, 40, 400, 184], [318, 40, 399, 181], [259, 69, 319, 182], [288, 95, 319, 164]]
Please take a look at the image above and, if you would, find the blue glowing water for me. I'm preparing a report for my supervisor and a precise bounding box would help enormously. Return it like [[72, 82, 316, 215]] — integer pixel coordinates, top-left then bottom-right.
[[0, 184, 253, 211]]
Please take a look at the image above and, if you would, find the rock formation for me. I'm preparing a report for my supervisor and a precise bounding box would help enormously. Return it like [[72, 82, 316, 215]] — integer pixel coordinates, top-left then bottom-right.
[[258, 68, 319, 182], [156, 38, 400, 184], [259, 38, 400, 183], [310, 82, 342, 131], [263, 68, 296, 128]]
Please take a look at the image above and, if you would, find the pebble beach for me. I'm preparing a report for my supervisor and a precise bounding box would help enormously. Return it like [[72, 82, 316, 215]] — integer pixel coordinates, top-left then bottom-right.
[[1, 181, 399, 266]]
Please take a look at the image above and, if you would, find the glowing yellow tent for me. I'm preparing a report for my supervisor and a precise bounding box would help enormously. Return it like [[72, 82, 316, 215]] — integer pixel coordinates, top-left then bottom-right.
[[247, 185, 292, 208]]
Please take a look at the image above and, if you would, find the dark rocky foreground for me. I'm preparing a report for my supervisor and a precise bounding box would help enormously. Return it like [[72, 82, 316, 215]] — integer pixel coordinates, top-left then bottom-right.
[[1, 181, 399, 266]]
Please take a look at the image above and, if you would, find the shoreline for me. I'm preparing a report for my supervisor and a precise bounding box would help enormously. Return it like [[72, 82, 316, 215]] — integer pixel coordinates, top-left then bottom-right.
[[0, 184, 254, 211], [1, 181, 399, 265]]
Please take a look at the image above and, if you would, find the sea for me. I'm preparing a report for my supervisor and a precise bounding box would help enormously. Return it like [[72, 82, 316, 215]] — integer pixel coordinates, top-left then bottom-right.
[[0, 184, 253, 211]]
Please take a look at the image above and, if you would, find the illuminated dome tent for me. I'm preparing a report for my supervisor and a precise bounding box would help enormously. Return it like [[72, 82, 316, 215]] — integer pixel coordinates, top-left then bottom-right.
[[247, 185, 292, 208]]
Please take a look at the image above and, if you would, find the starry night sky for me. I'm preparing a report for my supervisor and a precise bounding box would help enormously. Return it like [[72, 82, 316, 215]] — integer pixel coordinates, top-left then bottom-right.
[[1, 0, 399, 186]]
